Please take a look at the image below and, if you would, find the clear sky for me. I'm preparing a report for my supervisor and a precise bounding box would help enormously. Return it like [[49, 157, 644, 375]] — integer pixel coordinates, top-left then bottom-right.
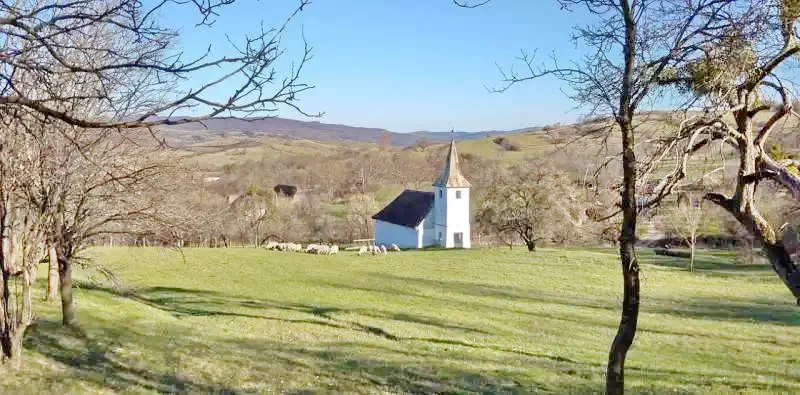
[[167, 0, 591, 133]]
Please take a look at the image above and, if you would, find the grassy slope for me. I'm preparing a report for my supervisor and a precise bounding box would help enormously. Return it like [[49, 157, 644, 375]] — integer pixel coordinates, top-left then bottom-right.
[[8, 248, 800, 394], [180, 136, 363, 168]]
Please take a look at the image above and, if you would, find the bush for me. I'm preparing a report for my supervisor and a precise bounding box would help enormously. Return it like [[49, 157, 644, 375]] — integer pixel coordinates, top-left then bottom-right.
[[492, 137, 521, 151]]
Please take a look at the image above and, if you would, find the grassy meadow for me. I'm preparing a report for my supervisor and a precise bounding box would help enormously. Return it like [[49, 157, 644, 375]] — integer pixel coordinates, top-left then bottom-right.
[[4, 247, 799, 393]]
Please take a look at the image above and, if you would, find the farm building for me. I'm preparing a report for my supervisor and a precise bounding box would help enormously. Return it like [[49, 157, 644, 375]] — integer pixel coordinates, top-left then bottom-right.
[[372, 138, 471, 249]]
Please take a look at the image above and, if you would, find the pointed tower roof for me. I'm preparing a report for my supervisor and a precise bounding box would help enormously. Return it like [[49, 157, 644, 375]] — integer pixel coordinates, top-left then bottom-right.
[[433, 135, 471, 188]]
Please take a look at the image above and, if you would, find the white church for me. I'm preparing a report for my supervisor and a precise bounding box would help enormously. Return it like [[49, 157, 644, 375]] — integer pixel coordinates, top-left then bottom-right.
[[372, 138, 471, 249]]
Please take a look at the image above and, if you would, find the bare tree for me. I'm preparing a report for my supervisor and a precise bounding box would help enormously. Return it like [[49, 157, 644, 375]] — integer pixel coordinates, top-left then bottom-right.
[[0, 0, 317, 355], [666, 193, 707, 271], [0, 0, 316, 129], [456, 0, 734, 392], [0, 113, 48, 365], [344, 193, 377, 240], [643, 1, 800, 302], [475, 163, 583, 251]]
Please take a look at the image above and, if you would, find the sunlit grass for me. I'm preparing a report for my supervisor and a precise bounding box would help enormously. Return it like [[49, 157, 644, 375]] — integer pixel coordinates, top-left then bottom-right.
[[7, 247, 799, 393]]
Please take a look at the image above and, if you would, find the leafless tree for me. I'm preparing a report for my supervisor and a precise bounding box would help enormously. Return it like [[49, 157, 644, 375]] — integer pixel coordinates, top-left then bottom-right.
[[666, 193, 707, 271], [475, 162, 585, 251], [0, 111, 48, 365], [641, 1, 800, 302], [344, 193, 377, 240], [0, 0, 316, 129], [457, 0, 735, 392]]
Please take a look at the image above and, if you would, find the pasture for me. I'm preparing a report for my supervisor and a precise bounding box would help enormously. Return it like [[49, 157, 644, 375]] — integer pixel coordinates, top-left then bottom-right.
[[4, 247, 799, 393]]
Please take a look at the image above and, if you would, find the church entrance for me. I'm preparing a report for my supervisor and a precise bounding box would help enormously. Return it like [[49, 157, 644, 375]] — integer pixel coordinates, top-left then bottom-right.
[[454, 232, 463, 248]]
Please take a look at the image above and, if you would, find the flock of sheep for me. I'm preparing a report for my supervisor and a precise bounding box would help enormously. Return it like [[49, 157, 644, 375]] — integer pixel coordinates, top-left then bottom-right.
[[264, 241, 339, 255], [264, 241, 401, 256], [357, 244, 401, 256]]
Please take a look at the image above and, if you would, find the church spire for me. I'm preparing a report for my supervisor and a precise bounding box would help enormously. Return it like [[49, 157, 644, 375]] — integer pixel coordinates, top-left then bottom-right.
[[433, 133, 471, 188]]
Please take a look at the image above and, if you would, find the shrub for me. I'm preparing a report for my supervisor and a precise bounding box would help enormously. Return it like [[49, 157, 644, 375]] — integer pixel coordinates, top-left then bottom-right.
[[492, 137, 521, 151]]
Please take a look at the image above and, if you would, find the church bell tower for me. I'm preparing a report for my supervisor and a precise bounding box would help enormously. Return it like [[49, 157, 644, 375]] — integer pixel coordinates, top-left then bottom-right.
[[432, 136, 471, 248]]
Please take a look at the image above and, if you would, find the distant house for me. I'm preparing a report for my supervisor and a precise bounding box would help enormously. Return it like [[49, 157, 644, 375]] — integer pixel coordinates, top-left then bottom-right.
[[372, 138, 472, 249], [274, 184, 298, 200], [227, 194, 242, 205]]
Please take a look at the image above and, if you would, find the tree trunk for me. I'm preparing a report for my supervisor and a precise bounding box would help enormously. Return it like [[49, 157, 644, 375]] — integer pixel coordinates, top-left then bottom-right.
[[607, 3, 639, 384], [607, 161, 640, 394], [0, 271, 11, 363], [689, 236, 696, 272], [57, 249, 77, 327], [762, 242, 800, 302], [706, 193, 800, 303], [46, 245, 58, 301], [0, 270, 33, 367]]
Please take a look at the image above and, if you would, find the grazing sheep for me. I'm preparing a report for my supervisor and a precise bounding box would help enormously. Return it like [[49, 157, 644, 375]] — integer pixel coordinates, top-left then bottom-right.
[[379, 245, 387, 254], [316, 245, 331, 255], [290, 243, 303, 252], [358, 246, 368, 256], [330, 245, 339, 255], [264, 241, 280, 250], [390, 244, 401, 252], [305, 244, 319, 254]]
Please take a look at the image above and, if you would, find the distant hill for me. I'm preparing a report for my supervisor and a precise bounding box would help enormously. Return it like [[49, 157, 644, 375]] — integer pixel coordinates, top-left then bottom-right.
[[156, 116, 537, 147]]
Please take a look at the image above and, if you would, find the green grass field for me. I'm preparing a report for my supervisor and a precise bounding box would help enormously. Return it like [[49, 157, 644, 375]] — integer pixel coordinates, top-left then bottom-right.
[[5, 248, 799, 393]]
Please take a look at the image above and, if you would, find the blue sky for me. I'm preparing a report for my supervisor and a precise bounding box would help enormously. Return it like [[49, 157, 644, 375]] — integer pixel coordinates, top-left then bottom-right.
[[167, 0, 590, 133]]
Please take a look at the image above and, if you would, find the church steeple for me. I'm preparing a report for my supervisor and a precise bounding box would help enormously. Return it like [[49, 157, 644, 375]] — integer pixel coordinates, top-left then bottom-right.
[[433, 134, 471, 188]]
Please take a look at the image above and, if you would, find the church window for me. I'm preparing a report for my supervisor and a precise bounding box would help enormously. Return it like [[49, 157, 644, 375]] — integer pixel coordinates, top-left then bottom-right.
[[439, 190, 442, 198], [456, 190, 462, 199]]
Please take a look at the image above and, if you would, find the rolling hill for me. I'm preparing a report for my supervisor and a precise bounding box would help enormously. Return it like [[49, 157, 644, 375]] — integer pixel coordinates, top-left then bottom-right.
[[157, 116, 537, 147]]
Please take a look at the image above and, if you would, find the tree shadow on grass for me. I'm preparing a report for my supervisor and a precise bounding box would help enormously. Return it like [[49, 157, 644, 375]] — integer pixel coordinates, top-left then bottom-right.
[[641, 252, 775, 278], [648, 297, 800, 326], [366, 272, 800, 327], [78, 282, 489, 341], [24, 320, 238, 393], [58, 282, 800, 393]]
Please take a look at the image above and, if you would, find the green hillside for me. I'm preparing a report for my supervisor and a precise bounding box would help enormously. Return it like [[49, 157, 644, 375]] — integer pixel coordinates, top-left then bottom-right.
[[7, 247, 798, 393]]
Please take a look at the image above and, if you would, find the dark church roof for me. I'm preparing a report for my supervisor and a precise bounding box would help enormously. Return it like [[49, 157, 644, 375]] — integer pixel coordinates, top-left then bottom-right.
[[372, 190, 434, 228]]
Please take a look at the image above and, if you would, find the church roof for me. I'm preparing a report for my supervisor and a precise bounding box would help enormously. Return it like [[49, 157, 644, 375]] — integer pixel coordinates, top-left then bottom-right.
[[372, 190, 434, 228], [433, 138, 471, 188]]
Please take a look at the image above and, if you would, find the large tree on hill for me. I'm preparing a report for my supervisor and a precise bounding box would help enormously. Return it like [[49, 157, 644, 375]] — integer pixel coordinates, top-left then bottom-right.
[[475, 163, 585, 251], [456, 0, 736, 392], [644, 0, 800, 302]]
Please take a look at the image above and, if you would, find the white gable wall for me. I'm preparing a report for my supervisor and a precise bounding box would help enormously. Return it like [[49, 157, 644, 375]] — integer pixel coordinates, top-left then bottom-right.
[[375, 219, 421, 249]]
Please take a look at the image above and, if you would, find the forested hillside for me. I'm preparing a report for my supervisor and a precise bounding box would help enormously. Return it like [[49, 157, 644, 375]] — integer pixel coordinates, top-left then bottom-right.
[[144, 112, 799, 251]]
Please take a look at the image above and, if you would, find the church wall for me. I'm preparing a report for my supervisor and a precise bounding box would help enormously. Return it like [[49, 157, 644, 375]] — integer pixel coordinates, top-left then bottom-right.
[[374, 219, 420, 249], [421, 212, 437, 247]]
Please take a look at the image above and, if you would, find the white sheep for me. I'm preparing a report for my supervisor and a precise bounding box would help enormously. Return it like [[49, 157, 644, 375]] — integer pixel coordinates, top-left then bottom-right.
[[330, 245, 339, 255], [305, 244, 319, 254], [316, 245, 331, 255], [358, 246, 368, 256], [264, 241, 280, 250], [390, 244, 401, 252], [380, 245, 388, 254]]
